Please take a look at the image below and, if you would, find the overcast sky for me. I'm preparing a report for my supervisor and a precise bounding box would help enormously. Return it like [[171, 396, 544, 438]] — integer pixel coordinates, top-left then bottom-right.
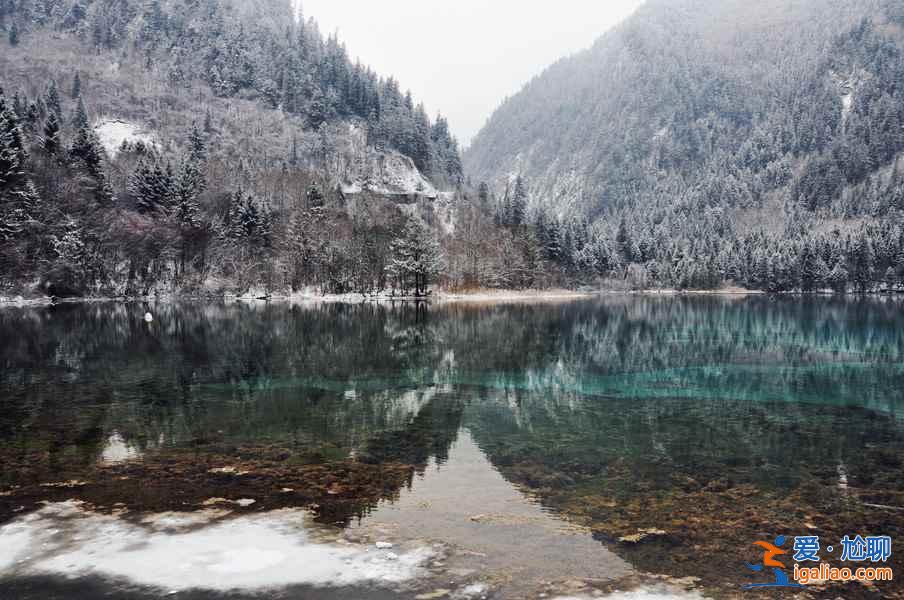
[[300, 0, 645, 147]]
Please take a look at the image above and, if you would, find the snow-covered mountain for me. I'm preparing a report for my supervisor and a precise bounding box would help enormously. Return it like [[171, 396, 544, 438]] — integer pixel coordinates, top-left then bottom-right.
[[465, 0, 904, 223]]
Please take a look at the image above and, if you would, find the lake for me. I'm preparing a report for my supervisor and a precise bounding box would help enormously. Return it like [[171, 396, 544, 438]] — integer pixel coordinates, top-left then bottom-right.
[[0, 296, 902, 599]]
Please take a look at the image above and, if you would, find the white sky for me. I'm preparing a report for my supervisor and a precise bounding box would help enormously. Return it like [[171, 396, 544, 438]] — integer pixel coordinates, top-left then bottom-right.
[[300, 0, 645, 147]]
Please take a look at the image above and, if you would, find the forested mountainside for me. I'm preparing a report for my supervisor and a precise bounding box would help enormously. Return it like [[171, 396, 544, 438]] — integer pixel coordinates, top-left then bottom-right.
[[466, 0, 904, 292], [5, 0, 904, 297], [0, 0, 482, 297]]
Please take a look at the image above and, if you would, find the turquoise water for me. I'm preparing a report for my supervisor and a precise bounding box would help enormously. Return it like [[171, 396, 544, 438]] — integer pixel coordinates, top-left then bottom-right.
[[1, 296, 903, 598], [2, 296, 903, 483]]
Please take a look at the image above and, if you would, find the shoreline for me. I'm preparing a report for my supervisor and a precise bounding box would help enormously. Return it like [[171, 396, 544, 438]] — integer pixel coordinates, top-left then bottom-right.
[[2, 287, 902, 309]]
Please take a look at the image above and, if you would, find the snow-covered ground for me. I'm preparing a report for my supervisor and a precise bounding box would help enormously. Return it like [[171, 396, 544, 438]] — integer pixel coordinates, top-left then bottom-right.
[[437, 289, 595, 303], [841, 91, 854, 122], [94, 119, 158, 157], [0, 502, 433, 591], [553, 586, 710, 600]]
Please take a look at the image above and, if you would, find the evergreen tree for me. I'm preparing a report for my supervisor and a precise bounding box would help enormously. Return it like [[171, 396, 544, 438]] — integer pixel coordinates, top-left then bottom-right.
[[8, 22, 18, 46], [477, 182, 490, 209], [226, 188, 272, 249], [69, 121, 113, 205], [386, 216, 444, 296], [203, 108, 213, 133], [187, 123, 206, 162], [25, 101, 40, 128], [44, 81, 61, 119], [511, 175, 527, 228], [174, 158, 205, 227], [499, 182, 513, 227], [0, 95, 42, 249], [0, 96, 28, 194], [616, 219, 635, 263], [827, 260, 849, 294], [42, 113, 60, 155], [11, 92, 24, 119], [289, 135, 298, 167], [129, 161, 176, 215], [71, 96, 89, 129], [798, 242, 819, 291], [306, 184, 324, 208], [849, 233, 874, 292], [71, 72, 81, 99], [46, 216, 88, 295], [536, 212, 562, 263]]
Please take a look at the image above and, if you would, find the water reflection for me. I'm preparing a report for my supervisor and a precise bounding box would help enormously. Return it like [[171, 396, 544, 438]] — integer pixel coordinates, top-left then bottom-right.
[[1, 297, 903, 597], [3, 297, 902, 460], [3, 296, 904, 498], [99, 431, 142, 464], [349, 429, 632, 597]]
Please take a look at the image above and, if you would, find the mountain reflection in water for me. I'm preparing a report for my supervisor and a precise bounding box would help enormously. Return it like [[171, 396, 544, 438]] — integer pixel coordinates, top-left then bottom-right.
[[0, 296, 902, 598]]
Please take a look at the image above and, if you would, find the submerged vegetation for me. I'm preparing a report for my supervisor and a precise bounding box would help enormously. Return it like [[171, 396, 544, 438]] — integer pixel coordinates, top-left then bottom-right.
[[0, 298, 902, 597], [3, 0, 904, 594]]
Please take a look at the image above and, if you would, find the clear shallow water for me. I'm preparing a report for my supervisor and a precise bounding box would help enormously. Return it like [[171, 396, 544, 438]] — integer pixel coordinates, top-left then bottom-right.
[[0, 296, 903, 598]]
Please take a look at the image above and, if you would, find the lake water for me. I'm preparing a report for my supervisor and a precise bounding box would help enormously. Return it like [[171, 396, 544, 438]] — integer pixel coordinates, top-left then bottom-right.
[[0, 296, 902, 599]]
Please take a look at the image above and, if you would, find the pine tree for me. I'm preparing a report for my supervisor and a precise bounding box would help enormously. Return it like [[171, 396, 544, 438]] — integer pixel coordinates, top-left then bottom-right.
[[0, 96, 42, 245], [511, 175, 527, 228], [849, 233, 874, 292], [0, 96, 28, 193], [226, 189, 272, 249], [174, 159, 204, 228], [307, 87, 335, 128], [42, 113, 61, 155], [69, 121, 113, 205], [814, 256, 830, 291], [46, 216, 88, 296], [537, 213, 562, 263], [8, 22, 19, 46], [129, 161, 176, 215], [306, 184, 324, 208], [71, 72, 81, 99], [44, 81, 61, 119], [25, 101, 40, 129], [616, 219, 635, 263], [499, 182, 513, 227], [71, 96, 89, 129], [288, 135, 298, 167], [11, 93, 24, 119], [386, 216, 444, 296], [798, 242, 819, 291], [827, 260, 849, 294], [203, 108, 214, 133], [588, 234, 612, 275], [187, 123, 206, 162], [477, 182, 490, 209]]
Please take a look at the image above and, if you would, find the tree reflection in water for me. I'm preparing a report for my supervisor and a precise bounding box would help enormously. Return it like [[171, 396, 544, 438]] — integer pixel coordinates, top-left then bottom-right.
[[1, 296, 902, 596]]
